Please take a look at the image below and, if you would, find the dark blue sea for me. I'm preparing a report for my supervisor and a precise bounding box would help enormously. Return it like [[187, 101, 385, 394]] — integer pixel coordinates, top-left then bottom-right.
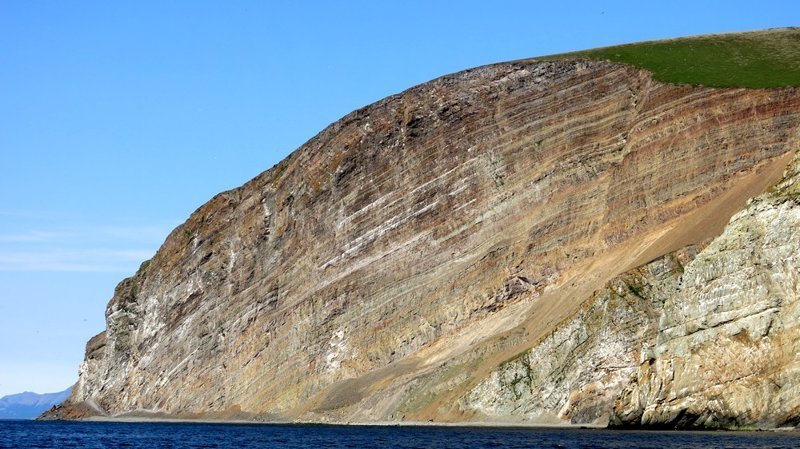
[[1, 420, 799, 449]]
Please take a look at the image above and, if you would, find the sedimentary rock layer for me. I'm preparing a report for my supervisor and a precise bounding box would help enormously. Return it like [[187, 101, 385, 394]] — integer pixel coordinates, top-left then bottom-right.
[[47, 58, 800, 423], [460, 246, 699, 425], [611, 153, 800, 429]]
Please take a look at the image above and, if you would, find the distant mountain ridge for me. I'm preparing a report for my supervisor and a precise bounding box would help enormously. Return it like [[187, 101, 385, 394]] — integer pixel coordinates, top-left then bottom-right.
[[0, 388, 70, 419]]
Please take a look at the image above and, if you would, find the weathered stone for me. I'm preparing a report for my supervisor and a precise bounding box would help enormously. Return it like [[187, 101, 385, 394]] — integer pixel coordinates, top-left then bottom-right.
[[460, 247, 699, 425], [45, 58, 800, 424], [611, 152, 800, 429]]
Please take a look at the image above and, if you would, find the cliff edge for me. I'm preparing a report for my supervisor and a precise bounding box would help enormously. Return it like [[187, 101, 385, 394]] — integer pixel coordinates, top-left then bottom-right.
[[44, 29, 800, 428]]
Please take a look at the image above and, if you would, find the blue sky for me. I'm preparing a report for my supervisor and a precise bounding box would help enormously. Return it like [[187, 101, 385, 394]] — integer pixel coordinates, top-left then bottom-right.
[[1, 0, 798, 397]]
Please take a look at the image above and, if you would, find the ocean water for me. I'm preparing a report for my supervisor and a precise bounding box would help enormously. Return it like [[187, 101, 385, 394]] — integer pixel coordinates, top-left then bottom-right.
[[1, 420, 799, 449]]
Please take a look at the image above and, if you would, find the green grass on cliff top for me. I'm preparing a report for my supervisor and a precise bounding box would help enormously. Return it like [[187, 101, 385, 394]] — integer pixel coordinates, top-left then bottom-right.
[[546, 28, 800, 88]]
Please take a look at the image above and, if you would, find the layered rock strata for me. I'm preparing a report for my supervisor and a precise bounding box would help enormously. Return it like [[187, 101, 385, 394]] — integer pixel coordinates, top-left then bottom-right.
[[46, 58, 800, 424], [460, 247, 700, 425], [611, 153, 800, 429]]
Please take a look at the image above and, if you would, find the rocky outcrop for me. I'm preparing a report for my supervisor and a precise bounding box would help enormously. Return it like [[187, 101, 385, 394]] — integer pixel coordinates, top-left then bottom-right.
[[460, 247, 700, 425], [611, 153, 800, 429], [46, 56, 800, 424], [459, 151, 800, 429]]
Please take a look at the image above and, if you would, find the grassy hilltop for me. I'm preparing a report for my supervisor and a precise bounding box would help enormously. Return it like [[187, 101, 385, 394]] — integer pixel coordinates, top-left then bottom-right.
[[545, 27, 800, 88]]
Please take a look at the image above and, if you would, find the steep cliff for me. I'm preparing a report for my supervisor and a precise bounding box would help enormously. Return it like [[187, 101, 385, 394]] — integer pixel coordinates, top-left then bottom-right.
[[459, 151, 800, 429], [46, 33, 800, 425], [460, 246, 701, 425], [611, 152, 800, 429]]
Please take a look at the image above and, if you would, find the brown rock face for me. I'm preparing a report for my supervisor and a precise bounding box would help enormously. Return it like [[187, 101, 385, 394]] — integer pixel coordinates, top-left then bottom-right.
[[610, 152, 800, 429], [49, 59, 800, 423], [460, 245, 703, 425]]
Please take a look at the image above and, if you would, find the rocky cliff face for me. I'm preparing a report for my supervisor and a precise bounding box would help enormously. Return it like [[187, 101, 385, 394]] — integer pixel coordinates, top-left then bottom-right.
[[460, 246, 700, 425], [46, 58, 800, 425], [459, 151, 800, 429], [611, 153, 800, 429]]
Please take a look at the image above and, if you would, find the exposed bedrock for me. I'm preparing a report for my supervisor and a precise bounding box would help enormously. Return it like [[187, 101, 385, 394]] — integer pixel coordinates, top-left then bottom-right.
[[611, 153, 800, 430], [461, 153, 800, 429], [460, 247, 700, 425], [45, 58, 800, 423]]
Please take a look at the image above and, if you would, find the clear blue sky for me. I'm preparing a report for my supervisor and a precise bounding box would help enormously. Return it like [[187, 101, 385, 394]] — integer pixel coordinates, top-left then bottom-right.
[[1, 0, 797, 397]]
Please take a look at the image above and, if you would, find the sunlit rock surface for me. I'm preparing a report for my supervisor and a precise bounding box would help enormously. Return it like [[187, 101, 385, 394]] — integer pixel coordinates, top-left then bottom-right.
[[611, 153, 800, 429], [44, 58, 800, 425], [461, 247, 699, 425]]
